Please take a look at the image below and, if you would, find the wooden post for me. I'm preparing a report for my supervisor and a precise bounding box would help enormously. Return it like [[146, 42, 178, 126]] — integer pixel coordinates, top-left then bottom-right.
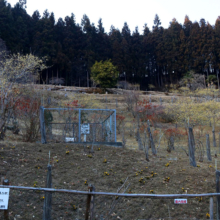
[[210, 197, 214, 220], [85, 184, 95, 220], [167, 136, 174, 152], [43, 165, 52, 220], [147, 120, 156, 155], [219, 132, 220, 154], [213, 129, 217, 148], [216, 170, 220, 220], [137, 114, 143, 150], [188, 127, 196, 167], [206, 134, 212, 161], [89, 185, 95, 220], [213, 121, 217, 157], [3, 179, 9, 220]]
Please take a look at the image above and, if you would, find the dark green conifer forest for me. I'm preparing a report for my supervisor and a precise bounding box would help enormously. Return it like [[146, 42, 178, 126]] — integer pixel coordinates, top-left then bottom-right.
[[0, 0, 220, 90]]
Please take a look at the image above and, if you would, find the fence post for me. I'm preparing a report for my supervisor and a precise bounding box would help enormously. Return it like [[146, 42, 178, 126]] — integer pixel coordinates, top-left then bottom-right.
[[114, 110, 117, 142], [78, 109, 81, 142], [147, 120, 156, 155], [219, 132, 220, 154], [206, 134, 212, 161], [213, 126, 217, 157], [85, 184, 95, 220], [188, 127, 196, 167], [216, 170, 220, 220], [90, 185, 95, 220], [40, 106, 46, 144], [210, 197, 214, 220], [213, 129, 217, 148], [3, 179, 9, 220], [167, 136, 174, 152], [43, 165, 52, 220], [137, 114, 143, 150]]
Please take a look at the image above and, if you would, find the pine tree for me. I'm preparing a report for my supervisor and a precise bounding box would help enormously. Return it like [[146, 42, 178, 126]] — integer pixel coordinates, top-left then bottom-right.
[[81, 14, 98, 87], [63, 13, 85, 86], [11, 2, 31, 53], [109, 26, 123, 74], [96, 18, 111, 61], [214, 17, 220, 70], [163, 18, 183, 81], [153, 14, 162, 32], [0, 1, 16, 51], [182, 15, 194, 72]]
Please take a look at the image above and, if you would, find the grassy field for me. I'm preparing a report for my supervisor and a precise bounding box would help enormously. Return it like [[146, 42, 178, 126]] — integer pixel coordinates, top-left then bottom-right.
[[0, 86, 219, 220]]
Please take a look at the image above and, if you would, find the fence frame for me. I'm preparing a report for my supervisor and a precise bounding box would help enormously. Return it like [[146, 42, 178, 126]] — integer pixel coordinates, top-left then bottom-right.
[[40, 106, 117, 144], [1, 184, 220, 198]]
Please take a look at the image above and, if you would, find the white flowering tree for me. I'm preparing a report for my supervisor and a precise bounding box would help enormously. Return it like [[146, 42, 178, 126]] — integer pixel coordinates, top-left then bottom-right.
[[0, 52, 47, 139]]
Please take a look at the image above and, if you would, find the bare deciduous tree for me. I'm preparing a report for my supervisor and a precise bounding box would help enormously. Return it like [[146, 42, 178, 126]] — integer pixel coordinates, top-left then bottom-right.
[[123, 90, 140, 118]]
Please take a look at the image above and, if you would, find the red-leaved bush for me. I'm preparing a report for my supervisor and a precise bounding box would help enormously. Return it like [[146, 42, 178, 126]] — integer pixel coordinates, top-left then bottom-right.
[[14, 94, 41, 142], [65, 100, 79, 108], [164, 128, 187, 140], [136, 99, 164, 124]]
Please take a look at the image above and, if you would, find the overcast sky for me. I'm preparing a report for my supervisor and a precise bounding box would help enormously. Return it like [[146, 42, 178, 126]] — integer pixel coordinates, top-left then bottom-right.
[[7, 0, 220, 34]]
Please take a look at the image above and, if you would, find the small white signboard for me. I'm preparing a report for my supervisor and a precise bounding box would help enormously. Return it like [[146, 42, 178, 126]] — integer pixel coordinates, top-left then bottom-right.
[[81, 124, 90, 134], [0, 188, 10, 210], [65, 137, 75, 142], [174, 199, 187, 204]]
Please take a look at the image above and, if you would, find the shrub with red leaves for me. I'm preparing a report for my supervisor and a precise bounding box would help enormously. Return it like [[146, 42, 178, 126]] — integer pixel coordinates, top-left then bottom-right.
[[164, 128, 187, 140], [136, 99, 163, 124]]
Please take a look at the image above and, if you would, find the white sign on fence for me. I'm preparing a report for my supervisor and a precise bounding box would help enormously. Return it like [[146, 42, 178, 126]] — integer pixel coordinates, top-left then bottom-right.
[[81, 124, 90, 134], [0, 188, 10, 210], [174, 199, 187, 204], [65, 137, 75, 142]]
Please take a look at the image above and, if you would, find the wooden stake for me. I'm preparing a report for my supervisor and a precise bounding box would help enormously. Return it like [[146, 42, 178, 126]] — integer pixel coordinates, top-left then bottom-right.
[[43, 165, 52, 220], [216, 171, 220, 220], [206, 134, 212, 161], [188, 127, 196, 167], [85, 184, 95, 220], [210, 197, 214, 220]]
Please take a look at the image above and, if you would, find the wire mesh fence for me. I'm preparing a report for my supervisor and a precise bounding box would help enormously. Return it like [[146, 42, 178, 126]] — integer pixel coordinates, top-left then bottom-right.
[[40, 107, 117, 144]]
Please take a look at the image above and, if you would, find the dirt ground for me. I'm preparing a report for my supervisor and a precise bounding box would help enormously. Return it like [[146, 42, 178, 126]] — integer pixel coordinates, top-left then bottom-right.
[[0, 86, 219, 219], [0, 140, 217, 220]]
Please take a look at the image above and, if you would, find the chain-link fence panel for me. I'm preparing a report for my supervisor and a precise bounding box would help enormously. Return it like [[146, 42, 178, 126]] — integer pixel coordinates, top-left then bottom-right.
[[40, 107, 117, 144]]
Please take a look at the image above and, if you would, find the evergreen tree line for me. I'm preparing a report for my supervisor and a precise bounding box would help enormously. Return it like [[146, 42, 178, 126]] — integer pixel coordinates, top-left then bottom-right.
[[0, 0, 220, 90]]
